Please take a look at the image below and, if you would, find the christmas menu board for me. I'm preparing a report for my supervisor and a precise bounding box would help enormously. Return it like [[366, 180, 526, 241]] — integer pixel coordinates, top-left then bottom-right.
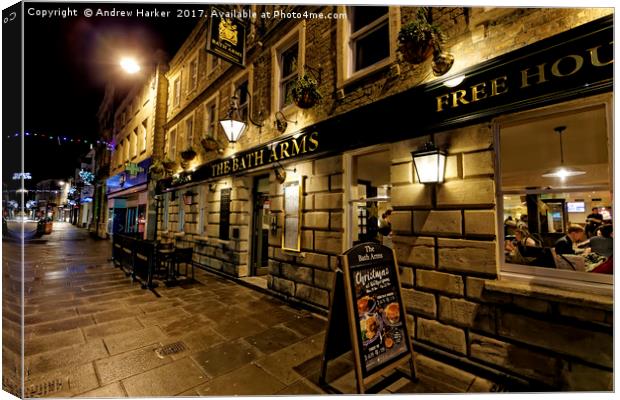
[[343, 242, 412, 378]]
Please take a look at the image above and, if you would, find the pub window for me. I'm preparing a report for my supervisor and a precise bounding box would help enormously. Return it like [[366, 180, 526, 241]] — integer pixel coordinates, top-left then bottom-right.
[[271, 23, 305, 113], [348, 6, 389, 73], [496, 96, 613, 293], [168, 128, 177, 161], [185, 115, 194, 149], [141, 118, 148, 153], [172, 77, 181, 107], [204, 97, 218, 139], [189, 57, 198, 91]]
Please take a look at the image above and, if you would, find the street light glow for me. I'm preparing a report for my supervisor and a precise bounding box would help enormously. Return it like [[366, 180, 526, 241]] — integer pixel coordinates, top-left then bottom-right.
[[120, 57, 141, 74]]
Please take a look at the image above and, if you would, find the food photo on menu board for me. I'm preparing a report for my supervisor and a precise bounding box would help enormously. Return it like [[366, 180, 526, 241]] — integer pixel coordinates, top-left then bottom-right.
[[353, 263, 408, 372]]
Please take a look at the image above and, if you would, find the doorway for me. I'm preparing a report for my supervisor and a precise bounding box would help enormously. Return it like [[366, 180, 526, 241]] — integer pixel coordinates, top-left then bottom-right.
[[250, 175, 270, 276]]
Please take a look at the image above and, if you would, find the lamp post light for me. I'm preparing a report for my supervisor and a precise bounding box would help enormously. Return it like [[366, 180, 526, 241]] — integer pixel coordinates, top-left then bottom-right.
[[411, 142, 447, 184], [120, 57, 141, 74]]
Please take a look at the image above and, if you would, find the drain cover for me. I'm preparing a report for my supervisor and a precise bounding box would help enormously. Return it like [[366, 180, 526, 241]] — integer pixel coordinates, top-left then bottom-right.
[[24, 378, 64, 397], [155, 341, 187, 358]]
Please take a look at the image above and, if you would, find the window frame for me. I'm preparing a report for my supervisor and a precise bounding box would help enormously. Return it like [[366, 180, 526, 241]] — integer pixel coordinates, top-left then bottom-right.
[[168, 127, 177, 161], [230, 66, 254, 126], [493, 94, 613, 295], [188, 56, 198, 92], [184, 114, 194, 150], [141, 118, 148, 154], [131, 128, 138, 159], [172, 77, 181, 108], [336, 6, 400, 88], [203, 93, 219, 139], [271, 21, 306, 114]]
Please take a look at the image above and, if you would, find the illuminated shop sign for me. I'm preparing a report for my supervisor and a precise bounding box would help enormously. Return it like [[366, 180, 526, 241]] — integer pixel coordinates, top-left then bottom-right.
[[107, 158, 151, 194]]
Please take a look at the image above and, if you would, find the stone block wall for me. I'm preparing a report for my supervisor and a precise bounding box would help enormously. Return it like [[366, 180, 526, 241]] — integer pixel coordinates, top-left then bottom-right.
[[267, 156, 345, 309], [391, 124, 613, 391]]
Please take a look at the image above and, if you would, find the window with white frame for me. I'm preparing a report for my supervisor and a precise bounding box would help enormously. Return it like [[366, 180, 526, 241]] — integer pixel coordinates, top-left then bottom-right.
[[348, 6, 390, 73], [204, 99, 218, 139], [278, 42, 299, 109], [185, 116, 194, 149], [172, 77, 181, 107], [496, 96, 613, 291], [141, 118, 148, 153], [168, 128, 177, 160], [189, 57, 198, 91]]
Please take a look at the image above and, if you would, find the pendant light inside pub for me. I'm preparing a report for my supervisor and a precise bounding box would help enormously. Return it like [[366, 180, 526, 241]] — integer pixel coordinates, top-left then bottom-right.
[[541, 125, 586, 180]]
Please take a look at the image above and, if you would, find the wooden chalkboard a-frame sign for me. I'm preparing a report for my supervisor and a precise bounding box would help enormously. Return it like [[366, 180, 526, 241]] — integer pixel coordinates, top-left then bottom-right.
[[320, 242, 416, 394]]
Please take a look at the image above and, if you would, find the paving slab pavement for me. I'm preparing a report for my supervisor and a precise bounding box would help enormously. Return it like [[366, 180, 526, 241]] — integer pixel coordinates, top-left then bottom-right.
[[3, 222, 497, 396]]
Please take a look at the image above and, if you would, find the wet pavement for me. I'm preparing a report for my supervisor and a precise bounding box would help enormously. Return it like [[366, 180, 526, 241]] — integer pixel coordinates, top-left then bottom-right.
[[4, 222, 495, 397]]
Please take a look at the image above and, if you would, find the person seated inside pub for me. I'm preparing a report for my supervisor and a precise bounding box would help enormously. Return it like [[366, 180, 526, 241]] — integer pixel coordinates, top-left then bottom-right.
[[588, 224, 613, 258], [585, 207, 604, 238], [555, 225, 586, 255]]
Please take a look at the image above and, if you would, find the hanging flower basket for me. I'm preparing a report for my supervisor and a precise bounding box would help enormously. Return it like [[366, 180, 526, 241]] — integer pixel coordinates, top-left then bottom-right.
[[400, 40, 434, 64], [180, 147, 197, 161], [162, 159, 177, 172], [201, 137, 219, 152], [149, 161, 165, 177], [292, 74, 322, 109], [398, 8, 445, 64]]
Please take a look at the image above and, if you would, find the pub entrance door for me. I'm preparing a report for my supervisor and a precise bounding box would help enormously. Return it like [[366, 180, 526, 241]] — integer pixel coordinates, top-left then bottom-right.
[[250, 175, 270, 276]]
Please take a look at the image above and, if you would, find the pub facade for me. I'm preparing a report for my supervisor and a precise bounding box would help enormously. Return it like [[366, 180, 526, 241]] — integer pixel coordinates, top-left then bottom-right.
[[148, 6, 613, 391]]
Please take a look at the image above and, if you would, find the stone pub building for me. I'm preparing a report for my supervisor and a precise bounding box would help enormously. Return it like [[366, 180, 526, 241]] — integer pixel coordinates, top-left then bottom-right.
[[106, 6, 613, 391]]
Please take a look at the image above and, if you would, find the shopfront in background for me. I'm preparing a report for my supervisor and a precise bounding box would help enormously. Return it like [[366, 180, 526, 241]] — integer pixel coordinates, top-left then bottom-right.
[[106, 158, 151, 237], [157, 16, 613, 390]]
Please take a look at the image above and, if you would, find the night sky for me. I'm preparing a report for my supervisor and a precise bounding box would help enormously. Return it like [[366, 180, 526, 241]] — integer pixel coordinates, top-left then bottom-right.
[[3, 1, 201, 187]]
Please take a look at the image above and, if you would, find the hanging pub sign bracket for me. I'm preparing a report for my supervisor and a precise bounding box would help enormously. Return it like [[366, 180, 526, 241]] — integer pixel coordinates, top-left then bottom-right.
[[319, 242, 416, 394], [206, 7, 246, 67]]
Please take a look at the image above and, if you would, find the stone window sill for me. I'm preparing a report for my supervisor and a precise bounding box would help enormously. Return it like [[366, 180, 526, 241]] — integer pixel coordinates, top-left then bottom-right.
[[484, 279, 612, 311]]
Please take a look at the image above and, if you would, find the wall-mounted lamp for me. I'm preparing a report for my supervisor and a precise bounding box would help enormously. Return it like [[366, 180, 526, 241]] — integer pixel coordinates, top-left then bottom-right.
[[274, 111, 297, 133], [411, 142, 446, 184], [183, 190, 196, 206], [219, 94, 263, 144], [273, 161, 296, 184]]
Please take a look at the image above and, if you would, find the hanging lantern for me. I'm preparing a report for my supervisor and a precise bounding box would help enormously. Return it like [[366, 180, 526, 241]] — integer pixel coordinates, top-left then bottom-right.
[[411, 142, 447, 184]]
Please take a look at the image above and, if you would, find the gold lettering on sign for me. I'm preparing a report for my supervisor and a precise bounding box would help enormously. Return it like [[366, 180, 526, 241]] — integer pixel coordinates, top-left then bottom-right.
[[451, 90, 469, 108], [291, 135, 307, 155], [255, 149, 264, 165], [520, 63, 547, 88], [491, 76, 509, 96], [308, 131, 319, 151], [268, 146, 279, 163], [470, 82, 487, 102], [587, 43, 613, 67], [279, 142, 290, 158], [551, 55, 583, 77], [436, 94, 450, 112]]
